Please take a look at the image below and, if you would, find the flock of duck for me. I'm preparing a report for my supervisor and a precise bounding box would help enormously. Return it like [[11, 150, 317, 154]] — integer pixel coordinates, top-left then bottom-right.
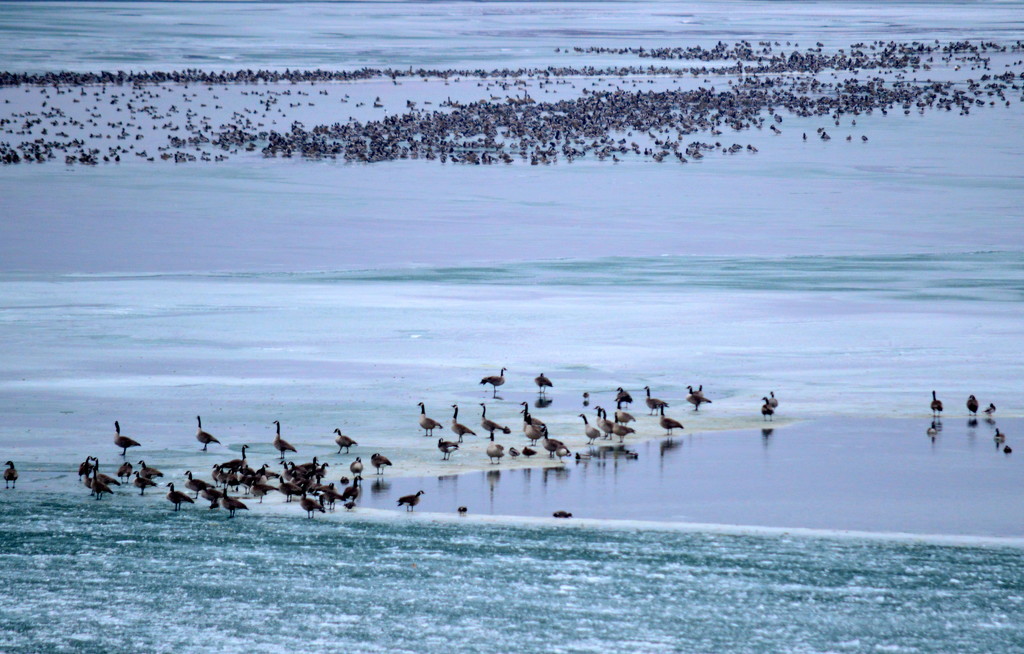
[[1, 39, 1021, 166]]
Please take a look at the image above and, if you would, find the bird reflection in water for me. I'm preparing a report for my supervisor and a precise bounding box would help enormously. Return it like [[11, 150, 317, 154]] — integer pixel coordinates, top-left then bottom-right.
[[534, 397, 553, 409], [370, 478, 390, 495]]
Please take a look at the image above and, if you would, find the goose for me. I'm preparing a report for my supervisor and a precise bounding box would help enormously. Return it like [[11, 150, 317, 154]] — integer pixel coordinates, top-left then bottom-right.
[[686, 386, 712, 411], [137, 460, 163, 479], [333, 429, 358, 454], [614, 400, 635, 425], [658, 406, 684, 435], [486, 442, 505, 464], [767, 392, 779, 409], [615, 387, 633, 405], [371, 452, 392, 475], [534, 373, 553, 395], [165, 483, 195, 511], [90, 468, 114, 499], [480, 367, 507, 397], [277, 480, 302, 502], [552, 510, 572, 519], [184, 470, 210, 498], [251, 482, 278, 504], [761, 398, 775, 422], [417, 402, 443, 437], [78, 458, 94, 479], [397, 490, 424, 511], [524, 419, 546, 445], [611, 422, 635, 443], [195, 415, 220, 451], [579, 414, 601, 444], [438, 438, 459, 460], [595, 407, 614, 439], [340, 476, 361, 504], [88, 459, 121, 488], [349, 457, 364, 476], [984, 403, 996, 417], [133, 472, 156, 495], [272, 420, 297, 460], [643, 386, 669, 415], [200, 486, 224, 504], [219, 445, 248, 472], [450, 405, 476, 443], [116, 461, 133, 482], [520, 403, 545, 428], [521, 447, 537, 458], [930, 391, 943, 417], [319, 484, 344, 511], [220, 493, 249, 518], [966, 395, 979, 416], [4, 461, 17, 489], [555, 445, 571, 461], [479, 404, 511, 441], [113, 421, 141, 456], [542, 435, 567, 459], [299, 492, 325, 518]]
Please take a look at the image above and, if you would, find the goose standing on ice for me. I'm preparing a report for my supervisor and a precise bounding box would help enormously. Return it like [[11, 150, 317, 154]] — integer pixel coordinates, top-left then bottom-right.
[[761, 397, 775, 422], [133, 472, 156, 495], [643, 386, 669, 415], [397, 490, 424, 511], [480, 367, 507, 397], [479, 403, 511, 441], [371, 452, 392, 475], [686, 386, 712, 411], [272, 420, 297, 460], [615, 387, 633, 405], [195, 416, 220, 451], [165, 483, 195, 511], [595, 407, 614, 439], [350, 457, 364, 476], [3, 461, 17, 489], [486, 442, 505, 464], [930, 391, 943, 417], [658, 406, 684, 436], [450, 405, 476, 443], [113, 421, 141, 456], [417, 402, 443, 437], [579, 414, 601, 444], [220, 493, 249, 518], [767, 392, 779, 410], [116, 461, 133, 483], [438, 438, 459, 460], [966, 395, 979, 416], [614, 400, 635, 425], [333, 429, 357, 454], [534, 373, 553, 395]]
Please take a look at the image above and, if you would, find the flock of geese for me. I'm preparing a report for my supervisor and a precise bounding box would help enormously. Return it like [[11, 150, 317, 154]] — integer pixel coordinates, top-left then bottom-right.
[[1, 375, 1012, 520]]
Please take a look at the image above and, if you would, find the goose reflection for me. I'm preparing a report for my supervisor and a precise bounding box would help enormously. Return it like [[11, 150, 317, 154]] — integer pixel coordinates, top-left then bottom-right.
[[534, 397, 553, 409], [370, 478, 391, 495]]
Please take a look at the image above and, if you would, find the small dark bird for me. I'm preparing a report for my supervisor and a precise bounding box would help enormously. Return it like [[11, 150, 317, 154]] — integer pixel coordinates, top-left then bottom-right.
[[552, 510, 572, 519], [397, 490, 424, 511], [522, 447, 537, 458], [457, 506, 468, 515]]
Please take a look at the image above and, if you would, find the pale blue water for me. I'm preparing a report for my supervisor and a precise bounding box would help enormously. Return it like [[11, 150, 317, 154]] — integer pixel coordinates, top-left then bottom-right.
[[2, 1, 1024, 651]]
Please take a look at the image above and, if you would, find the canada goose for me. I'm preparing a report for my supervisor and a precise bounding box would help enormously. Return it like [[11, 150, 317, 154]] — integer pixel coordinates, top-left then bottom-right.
[[4, 461, 17, 489], [614, 400, 635, 425], [930, 391, 943, 417], [486, 442, 505, 464], [524, 419, 546, 445], [520, 403, 545, 428], [480, 368, 507, 396], [615, 387, 633, 405], [984, 403, 997, 416], [397, 490, 424, 511], [371, 453, 392, 475], [277, 479, 302, 502], [133, 472, 156, 495], [521, 447, 537, 458], [579, 414, 601, 444], [195, 416, 220, 451], [251, 482, 278, 503], [165, 483, 195, 511], [686, 386, 712, 411], [416, 402, 443, 437], [88, 458, 120, 488], [761, 398, 774, 422], [272, 420, 297, 460], [340, 476, 361, 504], [438, 438, 460, 460], [220, 493, 248, 518], [534, 373, 553, 394], [116, 461, 133, 482], [611, 422, 635, 442], [184, 470, 210, 498], [450, 405, 476, 443], [90, 468, 114, 499], [552, 510, 572, 518], [658, 406, 684, 435], [595, 407, 614, 439], [767, 392, 779, 409], [479, 404, 511, 441], [78, 458, 93, 479], [542, 435, 566, 459], [966, 395, 979, 416], [299, 492, 325, 518], [333, 428, 358, 454], [200, 486, 224, 504], [318, 484, 343, 510], [349, 457, 364, 476], [643, 386, 669, 414], [113, 421, 141, 456], [995, 429, 1006, 443], [219, 445, 248, 472], [137, 460, 163, 479]]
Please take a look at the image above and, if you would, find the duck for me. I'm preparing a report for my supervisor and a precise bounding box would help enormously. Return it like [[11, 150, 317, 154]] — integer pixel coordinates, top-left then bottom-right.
[[133, 472, 157, 495], [4, 461, 17, 489], [457, 506, 468, 515], [165, 483, 195, 511], [220, 493, 249, 518], [761, 398, 775, 422], [534, 373, 553, 395], [508, 447, 520, 458], [984, 403, 996, 417], [438, 438, 460, 460], [574, 452, 591, 461], [299, 492, 325, 518], [614, 400, 635, 425], [966, 395, 979, 416], [521, 446, 537, 458], [417, 402, 443, 437], [643, 386, 669, 415], [686, 386, 712, 411], [333, 428, 358, 454], [552, 510, 572, 518], [371, 452, 392, 475], [113, 421, 141, 456], [579, 414, 601, 444], [930, 391, 943, 417], [449, 405, 476, 443], [397, 490, 424, 511], [479, 403, 511, 441], [272, 420, 297, 460], [480, 367, 507, 396], [486, 442, 505, 464], [658, 405, 684, 436], [195, 415, 220, 451]]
